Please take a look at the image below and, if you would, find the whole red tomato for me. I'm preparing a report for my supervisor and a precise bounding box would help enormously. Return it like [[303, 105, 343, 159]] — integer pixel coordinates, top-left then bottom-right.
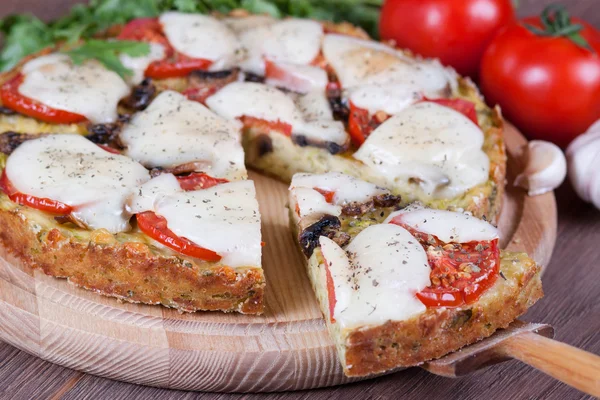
[[379, 0, 514, 78], [480, 6, 600, 148]]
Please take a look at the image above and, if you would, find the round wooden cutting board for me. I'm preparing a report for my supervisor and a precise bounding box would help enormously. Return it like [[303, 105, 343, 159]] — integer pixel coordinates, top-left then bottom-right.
[[0, 124, 556, 393]]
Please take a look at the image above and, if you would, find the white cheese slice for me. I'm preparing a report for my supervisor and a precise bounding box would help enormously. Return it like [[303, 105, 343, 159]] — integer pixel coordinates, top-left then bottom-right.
[[129, 175, 262, 267], [319, 224, 430, 330], [353, 102, 489, 198], [291, 172, 387, 205], [293, 187, 342, 218], [120, 42, 166, 85], [119, 90, 246, 180], [263, 19, 323, 65], [294, 90, 334, 121], [237, 18, 323, 75], [322, 34, 455, 115], [385, 206, 499, 243], [6, 134, 149, 233], [265, 62, 328, 93], [19, 54, 130, 124], [206, 81, 304, 128], [206, 82, 349, 146], [159, 12, 239, 71], [223, 15, 276, 34]]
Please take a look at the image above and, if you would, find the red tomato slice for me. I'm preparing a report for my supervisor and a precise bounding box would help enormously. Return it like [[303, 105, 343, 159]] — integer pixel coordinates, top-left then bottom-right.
[[314, 187, 335, 203], [389, 216, 500, 308], [322, 253, 337, 323], [348, 102, 389, 147], [240, 116, 293, 137], [136, 211, 221, 262], [423, 98, 479, 126], [145, 56, 213, 80], [0, 75, 86, 124], [176, 172, 228, 191], [118, 18, 213, 79], [0, 169, 73, 215]]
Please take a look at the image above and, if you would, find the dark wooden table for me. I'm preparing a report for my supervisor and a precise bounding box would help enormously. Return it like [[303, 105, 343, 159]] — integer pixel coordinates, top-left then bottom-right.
[[1, 1, 599, 399]]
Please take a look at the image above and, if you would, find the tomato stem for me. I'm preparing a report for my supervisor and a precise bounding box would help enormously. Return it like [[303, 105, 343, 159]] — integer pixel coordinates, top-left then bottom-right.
[[523, 4, 594, 53]]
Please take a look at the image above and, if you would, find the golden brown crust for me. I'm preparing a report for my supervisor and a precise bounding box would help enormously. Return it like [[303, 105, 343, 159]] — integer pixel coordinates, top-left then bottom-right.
[[342, 255, 541, 376], [0, 206, 265, 314]]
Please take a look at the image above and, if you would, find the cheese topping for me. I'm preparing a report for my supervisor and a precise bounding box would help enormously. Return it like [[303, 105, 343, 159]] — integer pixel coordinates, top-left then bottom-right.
[[291, 172, 387, 205], [6, 134, 149, 233], [385, 206, 499, 243], [293, 187, 342, 218], [265, 62, 328, 93], [19, 54, 130, 124], [206, 82, 348, 146], [120, 42, 166, 85], [159, 12, 239, 71], [119, 90, 246, 180], [238, 18, 323, 75], [322, 34, 454, 115], [223, 15, 276, 34], [319, 224, 430, 329], [128, 175, 262, 267], [353, 102, 489, 198]]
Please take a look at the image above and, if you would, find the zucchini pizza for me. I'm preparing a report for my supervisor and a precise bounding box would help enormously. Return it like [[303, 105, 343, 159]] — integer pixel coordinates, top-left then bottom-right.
[[288, 172, 542, 376], [0, 10, 510, 317]]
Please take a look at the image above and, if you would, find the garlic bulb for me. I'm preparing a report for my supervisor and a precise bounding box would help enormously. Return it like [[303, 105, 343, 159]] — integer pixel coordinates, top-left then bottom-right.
[[566, 120, 600, 209], [515, 140, 567, 196]]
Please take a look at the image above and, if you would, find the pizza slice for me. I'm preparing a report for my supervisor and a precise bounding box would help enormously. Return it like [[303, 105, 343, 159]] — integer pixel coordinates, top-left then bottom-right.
[[288, 172, 542, 376], [0, 89, 264, 314]]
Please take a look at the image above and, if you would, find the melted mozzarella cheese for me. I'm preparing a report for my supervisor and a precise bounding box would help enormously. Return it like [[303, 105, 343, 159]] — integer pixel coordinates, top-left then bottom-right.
[[348, 84, 421, 115], [6, 134, 149, 233], [291, 172, 387, 205], [264, 19, 323, 65], [353, 102, 489, 198], [119, 90, 245, 180], [293, 187, 342, 218], [294, 90, 333, 121], [385, 206, 499, 243], [206, 82, 304, 127], [19, 54, 130, 124], [159, 12, 239, 70], [206, 82, 349, 146], [128, 175, 262, 267], [238, 19, 323, 75], [265, 62, 328, 93], [319, 224, 430, 329], [223, 15, 276, 34], [120, 42, 165, 85], [322, 34, 454, 115]]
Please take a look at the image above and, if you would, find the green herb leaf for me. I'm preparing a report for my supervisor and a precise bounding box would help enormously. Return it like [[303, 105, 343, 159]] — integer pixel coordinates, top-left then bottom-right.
[[0, 15, 54, 71], [63, 39, 151, 78]]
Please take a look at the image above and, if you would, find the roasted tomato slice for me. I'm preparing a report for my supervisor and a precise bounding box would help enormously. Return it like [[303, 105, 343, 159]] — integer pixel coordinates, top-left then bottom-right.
[[240, 116, 293, 137], [0, 169, 73, 214], [389, 216, 500, 308], [423, 98, 479, 126], [96, 144, 122, 155], [136, 211, 221, 261], [321, 252, 337, 323], [118, 18, 212, 79], [0, 74, 86, 124], [348, 102, 389, 147], [176, 172, 228, 191]]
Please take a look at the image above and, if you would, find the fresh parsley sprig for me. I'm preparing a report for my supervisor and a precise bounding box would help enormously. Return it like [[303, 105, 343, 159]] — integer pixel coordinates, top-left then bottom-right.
[[0, 0, 383, 74], [63, 40, 151, 78]]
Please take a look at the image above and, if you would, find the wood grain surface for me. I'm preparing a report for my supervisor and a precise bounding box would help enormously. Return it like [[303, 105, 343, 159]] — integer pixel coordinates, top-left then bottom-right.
[[0, 0, 599, 399]]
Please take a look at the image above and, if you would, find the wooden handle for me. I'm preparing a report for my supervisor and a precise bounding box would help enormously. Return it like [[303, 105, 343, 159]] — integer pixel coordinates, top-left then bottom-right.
[[499, 331, 600, 397]]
